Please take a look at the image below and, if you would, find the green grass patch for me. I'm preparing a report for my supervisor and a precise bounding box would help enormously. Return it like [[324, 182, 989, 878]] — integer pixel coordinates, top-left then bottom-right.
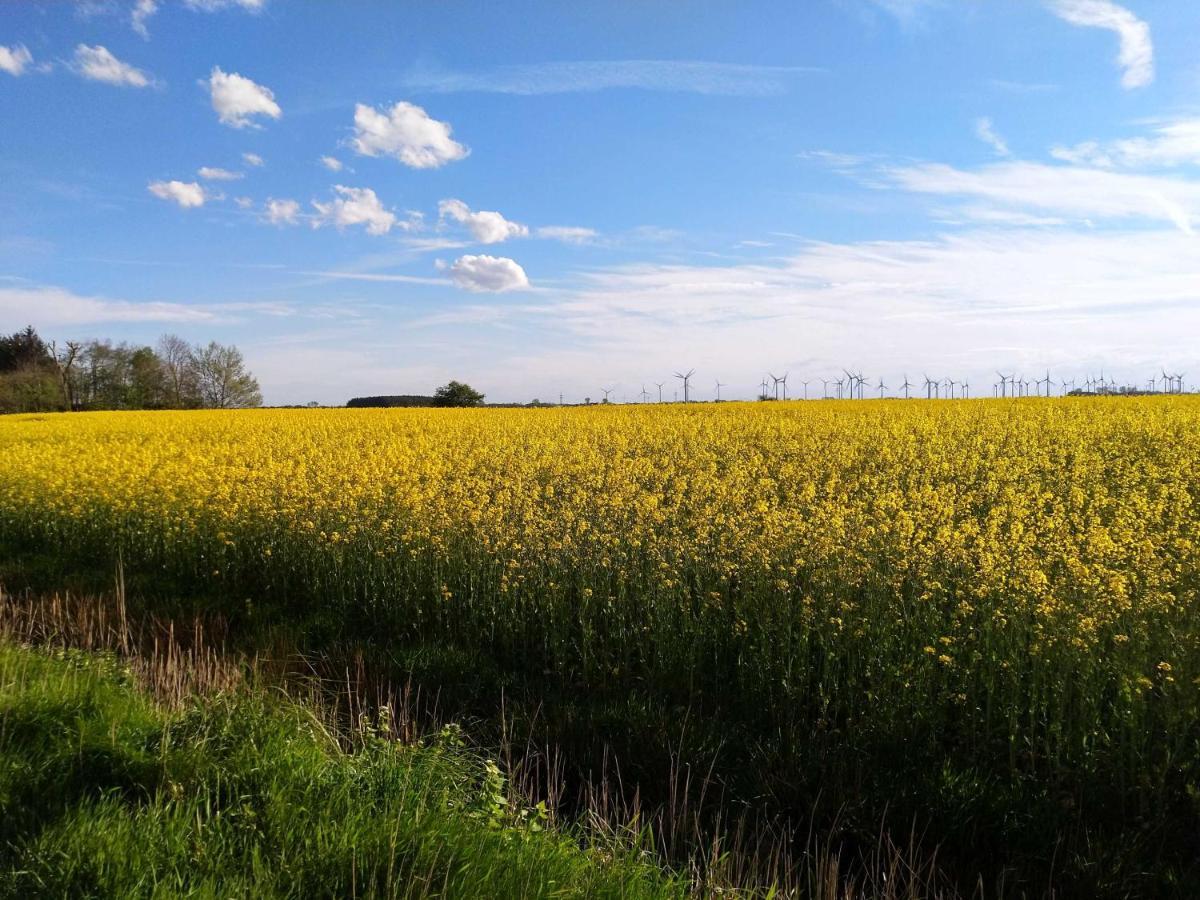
[[0, 643, 683, 899]]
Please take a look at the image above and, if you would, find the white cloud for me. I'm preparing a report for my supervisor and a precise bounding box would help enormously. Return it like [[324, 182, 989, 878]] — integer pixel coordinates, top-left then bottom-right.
[[72, 44, 152, 88], [234, 196, 253, 209], [884, 160, 1200, 234], [525, 229, 1200, 390], [311, 185, 399, 235], [0, 283, 214, 326], [197, 166, 243, 181], [184, 0, 266, 10], [0, 44, 33, 77], [351, 101, 468, 169], [402, 60, 821, 96], [867, 0, 942, 24], [242, 152, 264, 167], [147, 180, 206, 208], [131, 0, 157, 38], [975, 117, 1010, 157], [1051, 118, 1200, 168], [445, 254, 530, 292], [265, 198, 300, 225], [537, 226, 599, 244], [208, 66, 281, 128], [320, 155, 343, 172], [438, 199, 528, 244], [1047, 0, 1153, 89]]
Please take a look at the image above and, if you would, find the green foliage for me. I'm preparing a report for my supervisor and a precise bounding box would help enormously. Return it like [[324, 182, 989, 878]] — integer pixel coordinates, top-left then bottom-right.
[[433, 380, 485, 407], [0, 327, 263, 413], [0, 644, 682, 899], [0, 326, 54, 373], [347, 395, 437, 408]]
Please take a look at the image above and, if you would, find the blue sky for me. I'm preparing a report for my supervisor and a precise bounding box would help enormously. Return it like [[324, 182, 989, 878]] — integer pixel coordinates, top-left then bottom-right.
[[3, 0, 1200, 403]]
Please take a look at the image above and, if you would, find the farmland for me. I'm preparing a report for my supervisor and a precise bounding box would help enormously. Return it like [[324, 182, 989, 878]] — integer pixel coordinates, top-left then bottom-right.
[[3, 399, 1200, 895]]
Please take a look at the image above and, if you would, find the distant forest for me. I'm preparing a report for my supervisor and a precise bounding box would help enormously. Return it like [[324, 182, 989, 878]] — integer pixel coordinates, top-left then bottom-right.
[[0, 326, 261, 414], [346, 395, 437, 408]]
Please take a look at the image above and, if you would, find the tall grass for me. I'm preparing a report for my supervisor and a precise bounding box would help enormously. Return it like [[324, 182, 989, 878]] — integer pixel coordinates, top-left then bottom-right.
[[0, 639, 690, 899]]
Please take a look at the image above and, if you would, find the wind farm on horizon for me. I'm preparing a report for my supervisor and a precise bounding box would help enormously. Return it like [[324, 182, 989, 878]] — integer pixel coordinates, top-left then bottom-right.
[[572, 367, 1190, 405]]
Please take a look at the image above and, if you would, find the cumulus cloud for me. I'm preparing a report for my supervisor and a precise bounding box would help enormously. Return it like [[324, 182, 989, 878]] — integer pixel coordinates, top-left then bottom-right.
[[131, 0, 157, 38], [265, 198, 300, 225], [351, 101, 468, 168], [1047, 0, 1153, 89], [311, 185, 398, 235], [208, 67, 281, 128], [147, 180, 205, 208], [445, 254, 530, 292], [234, 196, 254, 209], [242, 152, 264, 167], [1051, 118, 1200, 168], [197, 166, 243, 181], [975, 117, 1010, 157], [438, 199, 528, 244], [320, 155, 343, 172], [536, 226, 599, 244], [73, 44, 152, 87], [0, 44, 33, 77]]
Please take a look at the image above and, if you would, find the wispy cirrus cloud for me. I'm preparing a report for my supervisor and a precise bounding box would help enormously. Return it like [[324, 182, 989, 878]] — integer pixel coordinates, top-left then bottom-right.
[[1046, 0, 1153, 89], [1051, 118, 1200, 168], [401, 59, 821, 97], [0, 282, 214, 325], [975, 117, 1011, 157], [883, 160, 1200, 234]]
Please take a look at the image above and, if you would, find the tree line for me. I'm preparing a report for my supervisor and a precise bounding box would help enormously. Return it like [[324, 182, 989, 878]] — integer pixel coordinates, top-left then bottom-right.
[[0, 326, 262, 414]]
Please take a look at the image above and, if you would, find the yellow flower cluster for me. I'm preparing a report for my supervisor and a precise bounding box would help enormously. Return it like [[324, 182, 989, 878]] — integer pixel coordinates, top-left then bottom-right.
[[1, 398, 1197, 769]]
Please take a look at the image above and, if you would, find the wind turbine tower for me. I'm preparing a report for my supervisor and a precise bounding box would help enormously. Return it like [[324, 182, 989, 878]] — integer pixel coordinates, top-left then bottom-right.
[[674, 369, 696, 403]]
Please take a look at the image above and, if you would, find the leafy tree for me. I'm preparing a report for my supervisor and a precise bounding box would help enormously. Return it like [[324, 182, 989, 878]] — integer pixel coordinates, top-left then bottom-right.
[[157, 334, 200, 408], [129, 346, 168, 409], [0, 326, 53, 373], [433, 381, 485, 408], [193, 341, 263, 409], [0, 327, 62, 413]]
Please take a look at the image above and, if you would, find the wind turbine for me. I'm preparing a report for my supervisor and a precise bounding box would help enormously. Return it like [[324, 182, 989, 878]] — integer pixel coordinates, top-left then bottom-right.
[[601, 387, 615, 404], [843, 369, 857, 400], [821, 378, 830, 399], [900, 374, 913, 400], [996, 372, 1010, 399], [801, 379, 811, 400], [961, 379, 970, 399], [655, 381, 665, 403], [640, 385, 651, 403], [877, 377, 888, 399], [779, 372, 789, 400], [714, 379, 727, 402], [674, 369, 695, 403]]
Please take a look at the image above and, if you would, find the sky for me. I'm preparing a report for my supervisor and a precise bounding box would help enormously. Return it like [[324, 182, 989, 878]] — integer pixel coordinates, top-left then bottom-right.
[[3, 0, 1200, 404]]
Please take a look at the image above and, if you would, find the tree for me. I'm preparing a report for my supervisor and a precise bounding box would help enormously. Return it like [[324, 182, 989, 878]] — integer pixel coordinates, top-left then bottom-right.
[[0, 326, 53, 373], [129, 346, 168, 409], [157, 334, 199, 409], [432, 380, 485, 407], [0, 327, 62, 413], [193, 342, 262, 409]]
